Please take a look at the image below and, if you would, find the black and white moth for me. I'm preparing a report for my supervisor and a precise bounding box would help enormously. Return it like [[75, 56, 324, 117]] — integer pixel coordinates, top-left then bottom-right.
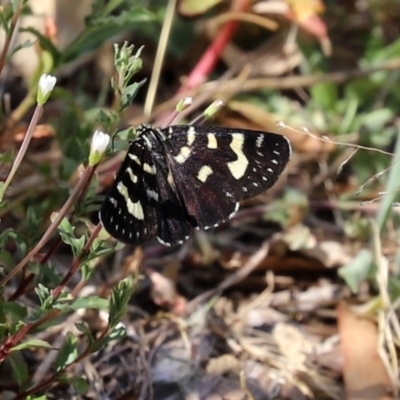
[[99, 125, 291, 246]]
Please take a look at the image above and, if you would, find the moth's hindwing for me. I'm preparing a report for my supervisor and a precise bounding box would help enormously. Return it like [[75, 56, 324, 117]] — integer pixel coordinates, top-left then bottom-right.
[[151, 153, 192, 246], [162, 125, 291, 229]]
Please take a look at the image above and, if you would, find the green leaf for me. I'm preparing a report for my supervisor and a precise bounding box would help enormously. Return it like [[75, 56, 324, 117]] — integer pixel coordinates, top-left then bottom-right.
[[116, 126, 135, 142], [8, 351, 29, 387], [57, 376, 88, 395], [70, 296, 109, 310], [96, 109, 120, 133], [360, 108, 394, 135], [75, 322, 95, 347], [0, 149, 14, 163], [310, 81, 338, 111], [109, 276, 135, 328], [120, 79, 146, 109], [19, 27, 61, 66], [178, 0, 223, 16], [55, 333, 79, 371], [377, 127, 400, 230], [1, 301, 28, 330], [57, 217, 86, 257], [62, 7, 155, 63], [35, 284, 54, 310], [90, 0, 126, 19], [0, 249, 16, 271], [6, 39, 35, 59], [11, 339, 53, 352], [88, 324, 126, 353], [338, 249, 373, 293]]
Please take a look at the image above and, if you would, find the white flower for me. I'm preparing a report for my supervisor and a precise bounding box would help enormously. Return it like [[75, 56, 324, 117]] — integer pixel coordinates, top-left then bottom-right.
[[89, 130, 110, 166], [91, 130, 110, 154], [183, 97, 193, 106], [37, 74, 57, 104], [39, 74, 57, 94]]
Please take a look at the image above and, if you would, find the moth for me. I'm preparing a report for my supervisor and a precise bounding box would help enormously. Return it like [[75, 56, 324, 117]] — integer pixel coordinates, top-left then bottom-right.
[[99, 125, 291, 246]]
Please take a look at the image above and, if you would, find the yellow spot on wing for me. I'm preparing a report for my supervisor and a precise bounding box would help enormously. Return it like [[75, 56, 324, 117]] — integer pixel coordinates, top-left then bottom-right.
[[197, 165, 213, 182], [143, 163, 156, 174], [127, 167, 138, 183], [117, 182, 144, 220], [174, 146, 191, 164], [187, 127, 196, 146], [227, 134, 248, 179], [207, 133, 218, 149]]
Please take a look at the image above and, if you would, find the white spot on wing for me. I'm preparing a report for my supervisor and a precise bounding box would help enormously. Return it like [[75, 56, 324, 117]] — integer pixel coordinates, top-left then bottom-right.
[[128, 153, 141, 165], [271, 159, 278, 165], [117, 182, 144, 220], [207, 133, 218, 149], [143, 136, 152, 148], [157, 236, 171, 247], [256, 134, 264, 148], [174, 146, 191, 164], [126, 167, 138, 183], [197, 165, 213, 182], [187, 127, 196, 146], [227, 134, 248, 179], [109, 197, 118, 206], [143, 163, 156, 174], [146, 189, 159, 201], [229, 202, 240, 218]]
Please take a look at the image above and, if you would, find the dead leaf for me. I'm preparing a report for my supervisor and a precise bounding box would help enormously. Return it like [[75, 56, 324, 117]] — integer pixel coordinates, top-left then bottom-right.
[[337, 303, 393, 400]]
